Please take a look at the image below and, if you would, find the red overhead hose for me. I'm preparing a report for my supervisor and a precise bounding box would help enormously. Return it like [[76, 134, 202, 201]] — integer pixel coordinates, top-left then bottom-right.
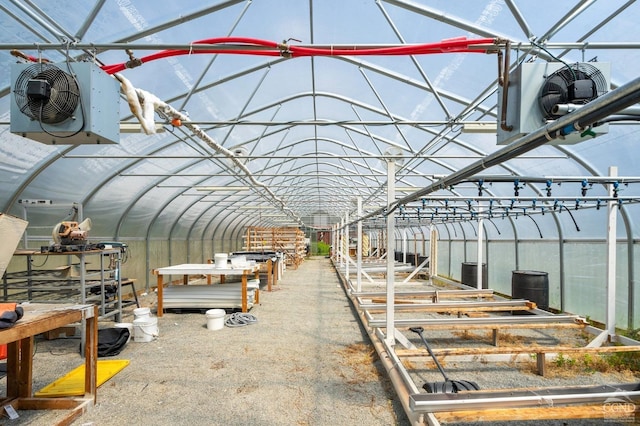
[[100, 36, 498, 75]]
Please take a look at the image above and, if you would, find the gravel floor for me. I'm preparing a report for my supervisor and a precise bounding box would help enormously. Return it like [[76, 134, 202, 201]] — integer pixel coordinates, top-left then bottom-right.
[[1, 256, 407, 426]]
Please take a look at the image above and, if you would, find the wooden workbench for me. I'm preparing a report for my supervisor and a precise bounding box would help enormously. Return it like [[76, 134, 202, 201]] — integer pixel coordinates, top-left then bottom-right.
[[0, 303, 98, 425], [153, 263, 260, 316]]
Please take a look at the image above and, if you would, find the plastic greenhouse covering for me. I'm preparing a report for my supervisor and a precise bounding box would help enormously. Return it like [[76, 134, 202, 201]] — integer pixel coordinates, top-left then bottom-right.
[[2, 0, 640, 329]]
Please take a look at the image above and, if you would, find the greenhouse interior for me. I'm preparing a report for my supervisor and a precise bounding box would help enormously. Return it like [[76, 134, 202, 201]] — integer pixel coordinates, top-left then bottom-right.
[[1, 1, 640, 425]]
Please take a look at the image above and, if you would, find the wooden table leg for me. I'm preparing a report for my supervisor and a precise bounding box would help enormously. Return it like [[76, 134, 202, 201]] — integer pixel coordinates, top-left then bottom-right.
[[6, 341, 20, 397], [18, 337, 34, 398], [254, 269, 260, 304], [241, 272, 247, 313], [5, 336, 35, 400], [156, 274, 164, 317], [84, 305, 98, 402], [267, 260, 273, 291]]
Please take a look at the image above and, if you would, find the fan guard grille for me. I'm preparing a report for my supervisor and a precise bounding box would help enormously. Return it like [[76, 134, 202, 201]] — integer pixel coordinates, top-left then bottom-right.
[[14, 63, 80, 124], [538, 63, 608, 120]]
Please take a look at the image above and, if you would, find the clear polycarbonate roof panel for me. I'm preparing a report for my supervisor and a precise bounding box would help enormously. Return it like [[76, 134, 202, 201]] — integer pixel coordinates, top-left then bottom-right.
[[1, 0, 640, 241]]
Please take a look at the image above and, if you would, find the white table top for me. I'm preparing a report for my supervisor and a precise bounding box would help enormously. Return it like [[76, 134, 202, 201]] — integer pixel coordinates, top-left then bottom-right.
[[155, 263, 259, 275]]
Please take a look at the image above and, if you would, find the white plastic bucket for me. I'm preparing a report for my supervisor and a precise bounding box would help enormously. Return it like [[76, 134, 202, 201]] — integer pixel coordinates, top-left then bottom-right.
[[205, 309, 226, 330], [133, 307, 151, 319], [114, 322, 133, 343], [133, 316, 159, 342], [214, 253, 228, 269], [230, 255, 247, 268]]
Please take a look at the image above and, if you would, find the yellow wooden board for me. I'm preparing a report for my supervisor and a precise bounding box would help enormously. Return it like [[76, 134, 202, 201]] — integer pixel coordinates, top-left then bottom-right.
[[35, 359, 130, 397]]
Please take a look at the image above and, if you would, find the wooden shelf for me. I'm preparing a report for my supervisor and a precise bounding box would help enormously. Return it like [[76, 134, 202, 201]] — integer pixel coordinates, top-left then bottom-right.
[[243, 227, 306, 269]]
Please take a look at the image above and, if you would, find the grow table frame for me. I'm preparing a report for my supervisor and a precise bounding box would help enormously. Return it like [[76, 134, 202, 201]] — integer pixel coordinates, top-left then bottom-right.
[[153, 263, 260, 316]]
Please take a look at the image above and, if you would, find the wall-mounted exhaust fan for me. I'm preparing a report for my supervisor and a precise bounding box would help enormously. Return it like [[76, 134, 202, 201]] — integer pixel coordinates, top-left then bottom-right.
[[10, 62, 120, 145], [13, 63, 80, 125], [538, 63, 608, 120], [497, 62, 610, 145]]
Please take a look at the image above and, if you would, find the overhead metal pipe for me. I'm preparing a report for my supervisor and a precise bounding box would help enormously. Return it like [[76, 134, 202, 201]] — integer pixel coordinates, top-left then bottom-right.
[[3, 41, 640, 52]]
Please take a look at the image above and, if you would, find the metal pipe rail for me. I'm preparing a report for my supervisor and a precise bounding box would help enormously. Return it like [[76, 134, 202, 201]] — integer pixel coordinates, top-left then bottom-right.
[[359, 299, 532, 312], [366, 313, 587, 328], [350, 289, 495, 298], [409, 383, 640, 413]]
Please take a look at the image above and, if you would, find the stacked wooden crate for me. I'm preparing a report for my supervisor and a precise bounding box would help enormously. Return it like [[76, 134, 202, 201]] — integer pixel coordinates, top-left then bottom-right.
[[243, 227, 306, 268]]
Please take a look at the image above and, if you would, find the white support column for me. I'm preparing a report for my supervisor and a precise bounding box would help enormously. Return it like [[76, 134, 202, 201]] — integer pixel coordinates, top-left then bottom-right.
[[339, 218, 345, 268], [476, 203, 484, 289], [331, 223, 340, 263], [357, 197, 363, 293], [345, 212, 350, 282], [402, 229, 407, 264], [386, 159, 396, 346], [606, 166, 618, 338], [429, 225, 438, 278]]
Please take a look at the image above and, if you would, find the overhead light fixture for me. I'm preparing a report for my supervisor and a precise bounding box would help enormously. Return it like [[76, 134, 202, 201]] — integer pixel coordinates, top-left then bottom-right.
[[395, 187, 420, 192], [461, 122, 497, 133], [195, 186, 251, 191], [120, 122, 166, 133]]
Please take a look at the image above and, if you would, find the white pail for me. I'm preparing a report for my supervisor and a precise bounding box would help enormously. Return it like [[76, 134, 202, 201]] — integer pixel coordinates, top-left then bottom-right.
[[230, 255, 247, 268], [133, 316, 159, 342], [114, 322, 133, 343], [214, 253, 228, 269], [133, 307, 151, 319], [205, 309, 226, 330]]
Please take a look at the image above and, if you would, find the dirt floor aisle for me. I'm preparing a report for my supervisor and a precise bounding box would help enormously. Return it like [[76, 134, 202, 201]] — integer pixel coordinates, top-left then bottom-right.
[[65, 256, 407, 425]]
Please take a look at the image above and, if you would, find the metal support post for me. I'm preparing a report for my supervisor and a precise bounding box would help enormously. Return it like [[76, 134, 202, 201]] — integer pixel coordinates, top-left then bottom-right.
[[606, 166, 618, 338], [357, 197, 363, 293], [386, 159, 396, 346]]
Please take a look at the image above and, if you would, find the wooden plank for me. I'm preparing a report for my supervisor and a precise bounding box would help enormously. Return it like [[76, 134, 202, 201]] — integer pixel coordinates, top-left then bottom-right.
[[466, 312, 491, 318], [396, 344, 640, 357], [435, 404, 629, 423], [385, 322, 586, 331], [370, 297, 422, 304], [356, 290, 495, 299], [363, 304, 531, 313], [15, 397, 83, 410]]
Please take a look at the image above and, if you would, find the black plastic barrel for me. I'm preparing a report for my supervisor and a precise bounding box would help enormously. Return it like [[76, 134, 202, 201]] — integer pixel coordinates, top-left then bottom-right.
[[461, 262, 487, 289], [511, 270, 549, 310]]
